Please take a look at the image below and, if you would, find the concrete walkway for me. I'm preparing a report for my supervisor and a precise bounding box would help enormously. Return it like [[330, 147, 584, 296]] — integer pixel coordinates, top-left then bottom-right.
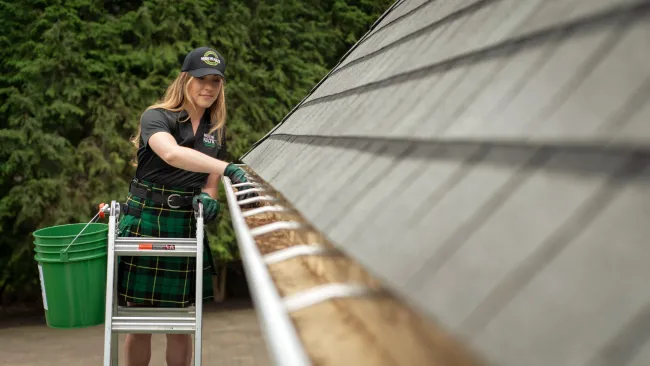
[[0, 301, 270, 366]]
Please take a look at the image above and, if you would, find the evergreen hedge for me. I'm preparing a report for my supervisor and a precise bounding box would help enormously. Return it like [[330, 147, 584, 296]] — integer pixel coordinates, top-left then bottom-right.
[[0, 0, 392, 306]]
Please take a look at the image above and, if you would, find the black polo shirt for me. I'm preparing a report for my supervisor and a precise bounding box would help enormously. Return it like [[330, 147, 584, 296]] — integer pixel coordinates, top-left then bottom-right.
[[135, 108, 227, 189]]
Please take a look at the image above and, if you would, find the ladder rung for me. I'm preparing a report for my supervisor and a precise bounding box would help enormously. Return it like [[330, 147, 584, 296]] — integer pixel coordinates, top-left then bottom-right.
[[115, 237, 197, 244], [111, 322, 195, 334], [113, 315, 195, 322], [114, 243, 198, 257], [111, 315, 196, 334], [116, 307, 195, 317]]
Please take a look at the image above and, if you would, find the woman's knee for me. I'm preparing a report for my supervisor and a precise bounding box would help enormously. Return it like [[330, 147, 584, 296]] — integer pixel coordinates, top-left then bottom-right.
[[127, 333, 152, 342], [166, 333, 191, 345], [125, 302, 154, 343], [166, 334, 192, 366]]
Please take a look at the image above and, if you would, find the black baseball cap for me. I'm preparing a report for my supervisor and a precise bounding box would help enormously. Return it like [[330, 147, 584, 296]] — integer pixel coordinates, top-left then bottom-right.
[[181, 46, 226, 80]]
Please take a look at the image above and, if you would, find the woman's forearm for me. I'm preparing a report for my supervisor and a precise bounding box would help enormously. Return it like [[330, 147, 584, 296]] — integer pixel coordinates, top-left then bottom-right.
[[166, 145, 229, 175], [201, 172, 220, 199]]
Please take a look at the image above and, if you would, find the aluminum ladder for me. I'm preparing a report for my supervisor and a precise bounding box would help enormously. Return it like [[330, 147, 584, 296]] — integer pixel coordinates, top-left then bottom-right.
[[100, 200, 205, 366]]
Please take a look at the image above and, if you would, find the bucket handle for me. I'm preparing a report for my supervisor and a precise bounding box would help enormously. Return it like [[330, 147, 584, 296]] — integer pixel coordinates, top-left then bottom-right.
[[60, 210, 102, 261]]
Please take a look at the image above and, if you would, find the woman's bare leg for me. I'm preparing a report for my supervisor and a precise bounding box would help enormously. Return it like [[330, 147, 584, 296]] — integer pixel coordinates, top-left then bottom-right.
[[124, 302, 152, 366], [125, 333, 152, 366], [166, 334, 193, 366]]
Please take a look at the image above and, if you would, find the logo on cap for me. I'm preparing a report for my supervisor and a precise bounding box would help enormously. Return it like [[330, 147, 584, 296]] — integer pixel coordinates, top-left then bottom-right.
[[201, 51, 220, 66]]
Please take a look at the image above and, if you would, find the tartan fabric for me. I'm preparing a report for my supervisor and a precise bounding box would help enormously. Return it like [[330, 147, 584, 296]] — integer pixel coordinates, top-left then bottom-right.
[[117, 179, 215, 308]]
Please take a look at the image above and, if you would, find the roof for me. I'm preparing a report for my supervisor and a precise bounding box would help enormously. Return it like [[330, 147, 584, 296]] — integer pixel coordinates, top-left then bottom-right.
[[242, 1, 650, 365]]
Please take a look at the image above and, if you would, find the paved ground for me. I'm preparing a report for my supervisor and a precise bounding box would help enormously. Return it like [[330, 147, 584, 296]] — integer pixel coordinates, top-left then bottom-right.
[[0, 301, 271, 366]]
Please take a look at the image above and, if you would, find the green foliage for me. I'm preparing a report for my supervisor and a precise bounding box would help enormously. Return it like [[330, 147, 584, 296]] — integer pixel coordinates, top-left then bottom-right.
[[0, 0, 393, 306]]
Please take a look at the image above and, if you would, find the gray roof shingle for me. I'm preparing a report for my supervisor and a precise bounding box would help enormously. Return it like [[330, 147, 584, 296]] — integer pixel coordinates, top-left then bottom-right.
[[242, 1, 650, 365]]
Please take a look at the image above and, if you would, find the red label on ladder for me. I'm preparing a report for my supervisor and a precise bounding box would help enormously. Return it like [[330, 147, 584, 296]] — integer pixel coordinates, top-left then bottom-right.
[[138, 243, 176, 250]]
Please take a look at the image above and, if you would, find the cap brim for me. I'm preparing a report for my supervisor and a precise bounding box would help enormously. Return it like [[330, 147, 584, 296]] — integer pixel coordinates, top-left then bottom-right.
[[189, 68, 226, 80]]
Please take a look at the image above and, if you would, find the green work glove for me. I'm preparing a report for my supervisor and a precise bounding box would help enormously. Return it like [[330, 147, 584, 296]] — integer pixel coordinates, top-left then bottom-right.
[[224, 163, 249, 186], [224, 163, 258, 203], [193, 192, 220, 223]]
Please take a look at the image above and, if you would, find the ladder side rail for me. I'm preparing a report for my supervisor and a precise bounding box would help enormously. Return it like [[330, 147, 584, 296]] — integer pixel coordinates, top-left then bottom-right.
[[194, 203, 204, 366], [103, 201, 119, 366]]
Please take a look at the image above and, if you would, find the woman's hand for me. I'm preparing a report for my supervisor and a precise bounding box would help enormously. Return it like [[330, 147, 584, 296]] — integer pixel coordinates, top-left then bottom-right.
[[193, 192, 220, 222], [224, 163, 259, 205], [224, 163, 249, 185]]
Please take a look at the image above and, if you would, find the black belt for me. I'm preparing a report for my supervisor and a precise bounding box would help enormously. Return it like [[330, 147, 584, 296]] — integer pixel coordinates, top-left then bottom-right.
[[121, 203, 143, 218], [129, 184, 195, 209]]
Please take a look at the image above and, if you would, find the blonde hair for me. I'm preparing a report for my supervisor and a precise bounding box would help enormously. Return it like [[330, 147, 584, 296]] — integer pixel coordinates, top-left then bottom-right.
[[131, 72, 227, 152]]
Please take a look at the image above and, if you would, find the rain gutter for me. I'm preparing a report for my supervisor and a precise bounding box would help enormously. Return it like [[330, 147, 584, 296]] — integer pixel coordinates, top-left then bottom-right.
[[221, 174, 311, 366]]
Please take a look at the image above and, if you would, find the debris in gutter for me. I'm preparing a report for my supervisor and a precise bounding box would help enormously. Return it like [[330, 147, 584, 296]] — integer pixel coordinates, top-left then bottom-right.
[[240, 167, 482, 366]]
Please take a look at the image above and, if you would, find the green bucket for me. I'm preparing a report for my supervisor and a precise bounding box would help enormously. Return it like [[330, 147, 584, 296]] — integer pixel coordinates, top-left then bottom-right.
[[34, 245, 107, 261], [35, 252, 107, 329], [33, 223, 108, 245], [34, 237, 107, 252], [32, 223, 109, 329], [34, 223, 108, 261]]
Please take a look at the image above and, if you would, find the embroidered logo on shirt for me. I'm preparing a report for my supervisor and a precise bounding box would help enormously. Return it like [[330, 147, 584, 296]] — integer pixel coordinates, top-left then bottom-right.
[[203, 133, 216, 147]]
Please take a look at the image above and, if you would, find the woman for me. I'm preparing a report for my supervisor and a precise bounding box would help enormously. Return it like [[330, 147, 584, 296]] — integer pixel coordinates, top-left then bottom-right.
[[118, 46, 254, 366]]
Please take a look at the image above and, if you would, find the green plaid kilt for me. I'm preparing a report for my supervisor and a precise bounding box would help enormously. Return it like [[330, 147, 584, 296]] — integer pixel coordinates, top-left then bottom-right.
[[117, 179, 215, 308]]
